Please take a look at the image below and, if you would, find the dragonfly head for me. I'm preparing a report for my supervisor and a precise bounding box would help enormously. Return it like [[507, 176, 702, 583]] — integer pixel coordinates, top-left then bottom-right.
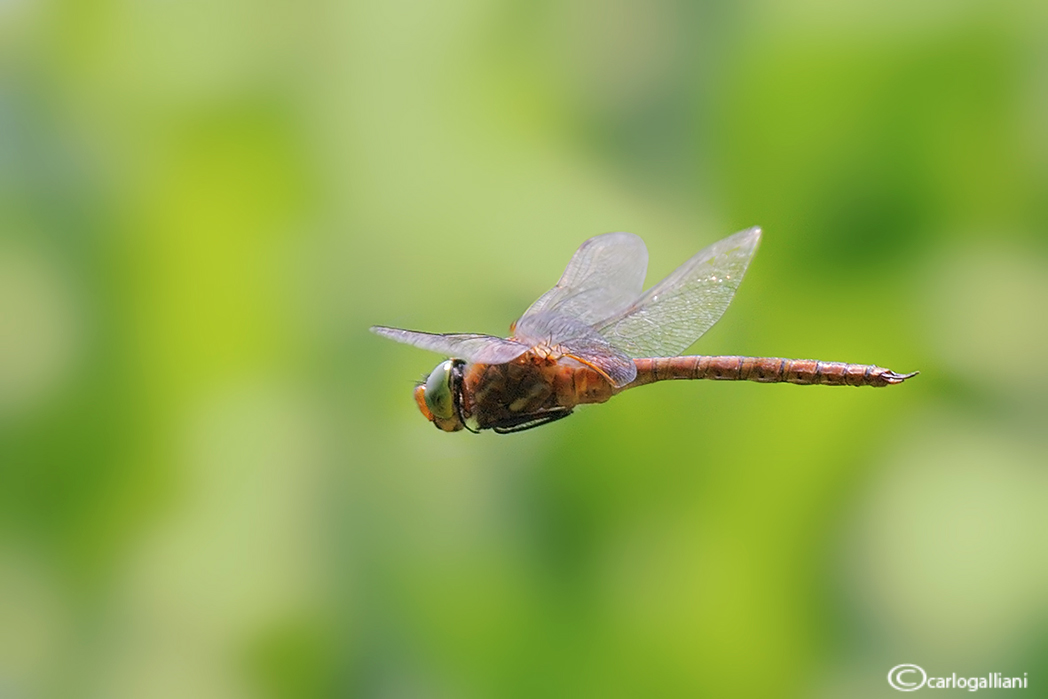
[[414, 359, 467, 432]]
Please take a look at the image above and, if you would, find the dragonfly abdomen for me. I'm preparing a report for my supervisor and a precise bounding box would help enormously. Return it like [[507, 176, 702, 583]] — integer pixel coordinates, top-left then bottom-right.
[[629, 356, 917, 389]]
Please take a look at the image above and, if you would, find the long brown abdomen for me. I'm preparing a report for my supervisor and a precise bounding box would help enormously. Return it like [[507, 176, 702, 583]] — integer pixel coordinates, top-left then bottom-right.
[[625, 356, 917, 390]]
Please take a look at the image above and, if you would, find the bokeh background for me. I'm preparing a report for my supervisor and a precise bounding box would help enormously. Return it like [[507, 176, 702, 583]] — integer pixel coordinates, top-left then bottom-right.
[[2, 0, 1047, 697]]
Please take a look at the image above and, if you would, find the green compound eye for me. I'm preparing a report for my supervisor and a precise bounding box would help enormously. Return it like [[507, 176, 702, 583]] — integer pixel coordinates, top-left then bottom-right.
[[424, 360, 455, 420]]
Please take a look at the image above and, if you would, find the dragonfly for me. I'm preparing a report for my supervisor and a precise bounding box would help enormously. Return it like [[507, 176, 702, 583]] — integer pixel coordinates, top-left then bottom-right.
[[371, 228, 917, 434]]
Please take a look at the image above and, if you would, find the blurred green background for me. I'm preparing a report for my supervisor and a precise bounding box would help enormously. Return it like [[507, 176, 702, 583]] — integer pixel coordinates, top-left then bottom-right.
[[2, 0, 1047, 697]]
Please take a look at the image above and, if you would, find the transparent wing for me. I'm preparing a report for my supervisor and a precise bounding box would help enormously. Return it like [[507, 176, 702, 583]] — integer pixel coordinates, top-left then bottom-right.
[[519, 232, 649, 331], [596, 227, 762, 358], [556, 337, 637, 387], [370, 326, 530, 364], [512, 312, 637, 387]]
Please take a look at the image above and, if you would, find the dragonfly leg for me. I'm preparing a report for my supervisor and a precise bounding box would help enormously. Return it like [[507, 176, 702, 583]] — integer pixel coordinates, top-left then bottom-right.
[[490, 408, 574, 434]]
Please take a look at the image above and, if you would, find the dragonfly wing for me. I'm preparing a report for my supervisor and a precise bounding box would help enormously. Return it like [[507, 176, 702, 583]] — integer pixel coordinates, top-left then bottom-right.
[[513, 312, 637, 387], [370, 326, 530, 365], [596, 227, 761, 357], [519, 231, 648, 330], [556, 336, 637, 387]]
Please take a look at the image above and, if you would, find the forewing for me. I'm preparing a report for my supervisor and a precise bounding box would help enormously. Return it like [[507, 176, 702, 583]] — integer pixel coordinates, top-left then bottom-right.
[[370, 326, 530, 365], [596, 227, 761, 357], [520, 232, 648, 331]]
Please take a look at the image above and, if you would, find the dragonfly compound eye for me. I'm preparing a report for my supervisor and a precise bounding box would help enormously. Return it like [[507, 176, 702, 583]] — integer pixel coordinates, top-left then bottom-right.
[[423, 360, 456, 420]]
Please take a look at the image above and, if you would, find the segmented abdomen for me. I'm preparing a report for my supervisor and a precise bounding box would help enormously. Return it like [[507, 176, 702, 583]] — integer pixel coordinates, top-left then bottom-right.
[[628, 356, 917, 388]]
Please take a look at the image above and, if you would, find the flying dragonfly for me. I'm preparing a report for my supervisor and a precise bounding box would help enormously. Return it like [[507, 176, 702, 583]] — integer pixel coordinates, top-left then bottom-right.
[[371, 228, 917, 434]]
